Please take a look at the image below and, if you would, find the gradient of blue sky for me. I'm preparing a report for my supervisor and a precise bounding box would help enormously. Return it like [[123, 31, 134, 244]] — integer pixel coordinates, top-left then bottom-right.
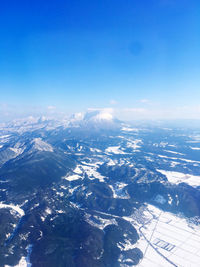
[[0, 0, 200, 120]]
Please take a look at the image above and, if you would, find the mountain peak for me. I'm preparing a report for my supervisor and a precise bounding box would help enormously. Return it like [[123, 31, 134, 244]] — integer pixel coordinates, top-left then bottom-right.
[[31, 138, 54, 152], [68, 109, 119, 129], [84, 109, 114, 122]]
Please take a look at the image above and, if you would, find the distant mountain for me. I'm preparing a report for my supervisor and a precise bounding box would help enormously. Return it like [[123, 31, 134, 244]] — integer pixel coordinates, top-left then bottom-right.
[[0, 109, 123, 135], [0, 113, 200, 266], [69, 109, 121, 130]]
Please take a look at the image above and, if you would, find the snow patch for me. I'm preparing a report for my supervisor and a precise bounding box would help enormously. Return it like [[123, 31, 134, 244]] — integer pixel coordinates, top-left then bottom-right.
[[127, 139, 142, 150], [90, 148, 102, 153], [0, 135, 10, 139], [105, 146, 125, 154], [164, 150, 185, 155], [85, 213, 118, 230], [45, 207, 52, 215], [107, 159, 117, 166], [190, 147, 200, 150], [0, 203, 25, 217], [63, 174, 82, 181], [122, 127, 139, 132], [32, 138, 53, 152], [136, 204, 200, 267], [157, 170, 200, 187], [9, 147, 24, 156], [81, 163, 105, 182], [73, 165, 83, 174]]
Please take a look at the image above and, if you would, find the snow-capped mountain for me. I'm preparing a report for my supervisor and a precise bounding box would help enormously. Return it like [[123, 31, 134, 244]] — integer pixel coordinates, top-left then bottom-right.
[[30, 138, 54, 152], [68, 109, 121, 130], [0, 109, 121, 134], [0, 113, 200, 267]]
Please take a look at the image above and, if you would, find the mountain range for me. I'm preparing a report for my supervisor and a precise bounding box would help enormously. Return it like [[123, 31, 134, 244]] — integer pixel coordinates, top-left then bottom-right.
[[0, 110, 200, 266]]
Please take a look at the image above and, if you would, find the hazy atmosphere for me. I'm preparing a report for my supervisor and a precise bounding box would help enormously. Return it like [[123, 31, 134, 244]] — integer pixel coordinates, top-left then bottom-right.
[[1, 2, 200, 267], [0, 0, 200, 121]]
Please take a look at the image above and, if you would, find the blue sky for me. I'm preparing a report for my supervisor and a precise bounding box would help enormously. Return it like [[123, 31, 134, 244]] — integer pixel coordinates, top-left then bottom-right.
[[0, 0, 200, 120]]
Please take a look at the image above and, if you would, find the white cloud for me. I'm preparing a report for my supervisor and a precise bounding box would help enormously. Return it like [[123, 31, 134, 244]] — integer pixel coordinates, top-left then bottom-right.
[[139, 99, 150, 104], [115, 108, 149, 120], [1, 102, 200, 123], [87, 107, 114, 114], [123, 108, 147, 113], [110, 99, 118, 105], [47, 105, 56, 110], [114, 104, 200, 121]]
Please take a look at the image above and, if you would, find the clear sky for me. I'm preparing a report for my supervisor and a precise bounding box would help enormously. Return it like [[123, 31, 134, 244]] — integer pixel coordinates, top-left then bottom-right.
[[0, 0, 200, 121]]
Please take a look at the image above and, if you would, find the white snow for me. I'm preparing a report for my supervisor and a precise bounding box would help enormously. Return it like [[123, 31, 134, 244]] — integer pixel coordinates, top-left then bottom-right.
[[6, 256, 27, 267], [72, 161, 105, 183], [73, 165, 83, 174], [95, 111, 113, 121], [63, 174, 82, 181], [108, 185, 118, 198], [168, 194, 173, 205], [117, 182, 128, 189], [179, 158, 200, 164], [90, 148, 102, 153], [122, 127, 139, 132], [170, 161, 179, 167], [68, 185, 79, 195], [126, 139, 142, 150], [85, 213, 118, 230], [45, 207, 52, 215], [81, 163, 105, 182], [8, 245, 33, 267], [190, 147, 200, 150], [0, 203, 25, 217], [0, 135, 10, 139], [168, 144, 177, 148], [60, 185, 68, 190], [70, 112, 84, 121], [164, 150, 185, 155], [105, 146, 125, 154], [40, 216, 45, 222], [32, 138, 53, 152], [56, 210, 65, 214], [9, 147, 25, 157], [118, 239, 136, 251], [108, 183, 129, 199], [157, 169, 200, 187], [135, 204, 200, 267], [157, 154, 200, 164], [82, 109, 114, 123], [107, 159, 117, 166], [56, 191, 64, 197]]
